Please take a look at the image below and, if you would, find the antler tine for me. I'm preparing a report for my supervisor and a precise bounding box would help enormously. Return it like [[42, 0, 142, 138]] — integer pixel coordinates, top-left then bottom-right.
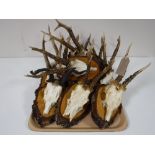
[[99, 35, 107, 64], [84, 34, 91, 50], [42, 30, 76, 52], [92, 47, 97, 56], [99, 36, 103, 58], [122, 63, 151, 87], [25, 72, 45, 79], [42, 34, 51, 68], [55, 19, 82, 52], [63, 36, 71, 59], [26, 67, 68, 79], [90, 38, 98, 56], [48, 25, 60, 57], [58, 42, 62, 58], [30, 47, 68, 65], [109, 36, 121, 64], [30, 68, 49, 75], [90, 38, 118, 90], [91, 36, 120, 86], [124, 43, 132, 58], [87, 40, 97, 57], [102, 36, 107, 64], [26, 75, 40, 78], [58, 34, 65, 58], [115, 43, 132, 82], [76, 35, 79, 41]]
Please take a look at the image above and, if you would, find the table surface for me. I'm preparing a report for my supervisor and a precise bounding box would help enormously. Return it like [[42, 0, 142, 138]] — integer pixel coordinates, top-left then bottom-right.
[[0, 57, 155, 135]]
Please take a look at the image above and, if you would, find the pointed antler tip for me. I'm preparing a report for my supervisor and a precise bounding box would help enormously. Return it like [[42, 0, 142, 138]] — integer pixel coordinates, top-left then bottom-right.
[[118, 36, 121, 41], [55, 19, 60, 23], [54, 19, 61, 31], [103, 35, 106, 40], [54, 27, 58, 31], [125, 43, 132, 57], [102, 33, 105, 38], [48, 25, 51, 33], [141, 63, 151, 71], [128, 43, 132, 50], [42, 34, 45, 40], [48, 24, 50, 30], [25, 74, 34, 78], [122, 62, 151, 87], [128, 43, 132, 51], [41, 30, 48, 36], [101, 35, 106, 43]]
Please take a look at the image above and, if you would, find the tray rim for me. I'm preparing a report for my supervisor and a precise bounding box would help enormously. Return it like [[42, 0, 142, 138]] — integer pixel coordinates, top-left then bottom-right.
[[28, 109, 128, 132]]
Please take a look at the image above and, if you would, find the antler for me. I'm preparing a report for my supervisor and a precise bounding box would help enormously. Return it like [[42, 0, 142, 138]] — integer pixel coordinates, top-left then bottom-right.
[[76, 35, 79, 42], [42, 30, 76, 52], [124, 43, 132, 58], [99, 36, 107, 64], [26, 73, 46, 78], [58, 41, 62, 58], [55, 20, 82, 52], [90, 36, 121, 89], [115, 44, 132, 82], [26, 67, 68, 79], [48, 25, 60, 57], [30, 68, 49, 75], [84, 34, 91, 50], [63, 37, 71, 59], [109, 36, 121, 64], [30, 47, 69, 65], [42, 35, 52, 68], [122, 63, 151, 87], [90, 38, 97, 56]]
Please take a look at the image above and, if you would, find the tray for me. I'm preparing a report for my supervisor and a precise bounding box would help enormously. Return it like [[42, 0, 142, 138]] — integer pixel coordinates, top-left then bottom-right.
[[28, 109, 128, 132]]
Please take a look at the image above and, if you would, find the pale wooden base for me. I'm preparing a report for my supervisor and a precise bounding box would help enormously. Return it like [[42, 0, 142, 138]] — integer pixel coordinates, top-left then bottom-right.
[[28, 109, 128, 132]]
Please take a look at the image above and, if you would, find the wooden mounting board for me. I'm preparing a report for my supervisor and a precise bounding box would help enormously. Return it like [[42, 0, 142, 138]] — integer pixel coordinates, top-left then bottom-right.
[[28, 109, 128, 132]]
